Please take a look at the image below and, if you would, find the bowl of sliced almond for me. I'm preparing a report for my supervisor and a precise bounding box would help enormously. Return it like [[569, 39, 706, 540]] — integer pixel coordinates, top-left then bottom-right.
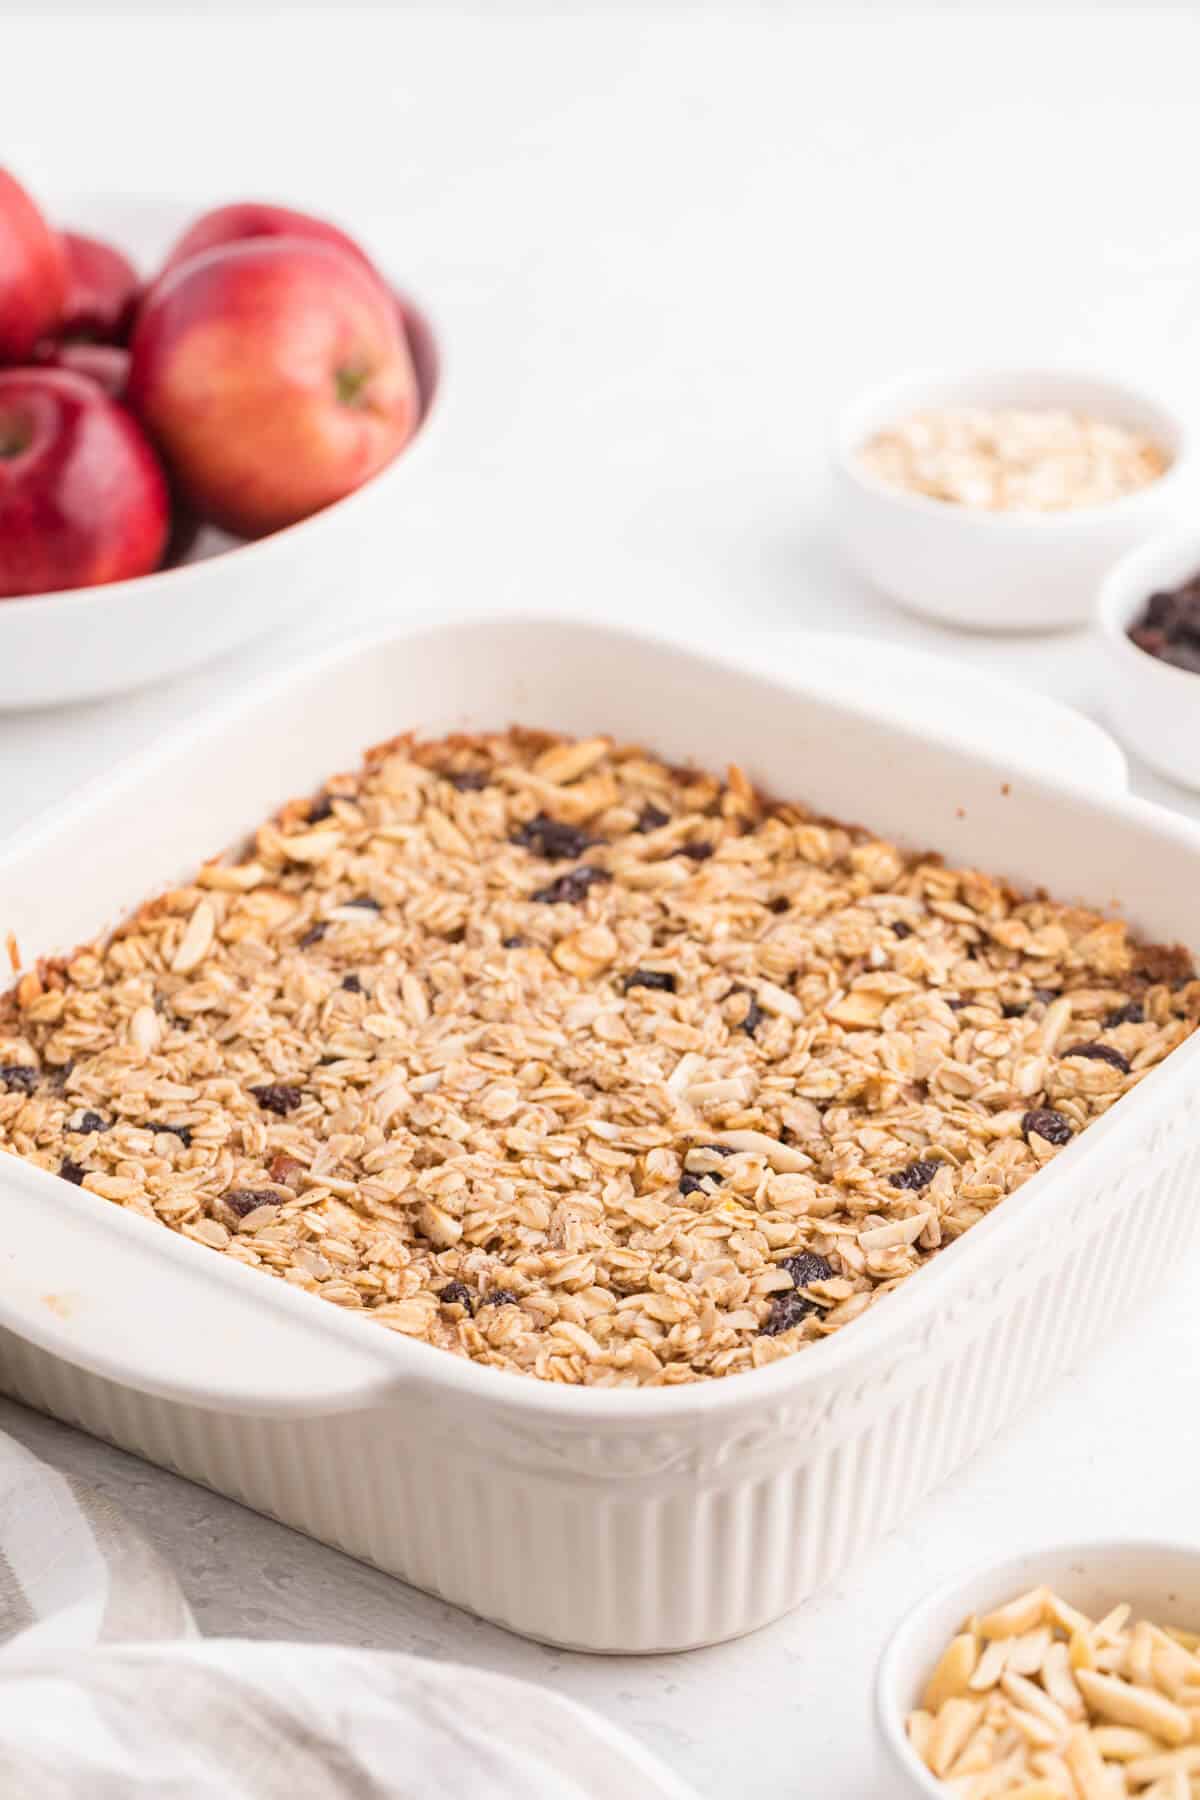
[[876, 1539, 1200, 1795]]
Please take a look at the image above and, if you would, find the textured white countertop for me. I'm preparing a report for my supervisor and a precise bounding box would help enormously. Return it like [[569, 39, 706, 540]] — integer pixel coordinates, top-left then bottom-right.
[[4, 5, 1200, 1794]]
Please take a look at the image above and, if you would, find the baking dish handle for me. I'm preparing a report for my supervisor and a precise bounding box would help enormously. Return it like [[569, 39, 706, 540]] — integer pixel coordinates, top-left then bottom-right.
[[0, 1180, 406, 1418]]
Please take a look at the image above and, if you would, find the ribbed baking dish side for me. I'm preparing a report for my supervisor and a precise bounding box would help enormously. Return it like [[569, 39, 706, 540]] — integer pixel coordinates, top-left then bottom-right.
[[2, 617, 1200, 1653], [3, 1086, 1196, 1653]]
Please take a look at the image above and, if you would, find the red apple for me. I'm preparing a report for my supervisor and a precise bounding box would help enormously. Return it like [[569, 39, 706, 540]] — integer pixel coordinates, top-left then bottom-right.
[[0, 369, 169, 597], [59, 231, 140, 343], [128, 239, 420, 538], [33, 340, 130, 399], [0, 170, 67, 361], [159, 201, 378, 284]]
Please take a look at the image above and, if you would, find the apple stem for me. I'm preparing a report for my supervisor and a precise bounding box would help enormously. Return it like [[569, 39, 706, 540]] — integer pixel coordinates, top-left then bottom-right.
[[0, 419, 30, 459], [335, 364, 370, 408]]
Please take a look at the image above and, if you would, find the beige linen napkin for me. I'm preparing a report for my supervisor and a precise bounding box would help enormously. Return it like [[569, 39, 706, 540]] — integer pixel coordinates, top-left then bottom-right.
[[0, 1431, 696, 1799]]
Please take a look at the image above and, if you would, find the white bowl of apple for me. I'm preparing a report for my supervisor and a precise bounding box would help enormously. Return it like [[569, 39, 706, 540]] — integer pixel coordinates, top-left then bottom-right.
[[0, 173, 443, 709]]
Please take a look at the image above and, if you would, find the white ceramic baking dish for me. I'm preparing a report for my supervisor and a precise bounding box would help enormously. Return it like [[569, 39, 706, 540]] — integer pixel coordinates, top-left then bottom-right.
[[2, 614, 1200, 1655]]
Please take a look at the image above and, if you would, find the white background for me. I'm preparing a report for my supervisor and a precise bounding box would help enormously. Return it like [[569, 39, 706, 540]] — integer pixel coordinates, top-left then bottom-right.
[[4, 5, 1200, 1794]]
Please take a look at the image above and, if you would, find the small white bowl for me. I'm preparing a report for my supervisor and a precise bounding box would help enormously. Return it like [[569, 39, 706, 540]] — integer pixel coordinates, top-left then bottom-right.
[[0, 196, 444, 710], [832, 368, 1193, 632], [876, 1537, 1200, 1796], [1097, 525, 1200, 790]]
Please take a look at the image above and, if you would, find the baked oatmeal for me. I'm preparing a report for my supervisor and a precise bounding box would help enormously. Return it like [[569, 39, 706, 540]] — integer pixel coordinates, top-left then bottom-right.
[[0, 730, 1195, 1388]]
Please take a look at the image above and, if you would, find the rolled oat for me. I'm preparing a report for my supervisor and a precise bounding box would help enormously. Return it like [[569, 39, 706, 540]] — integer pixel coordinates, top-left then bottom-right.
[[860, 406, 1168, 512]]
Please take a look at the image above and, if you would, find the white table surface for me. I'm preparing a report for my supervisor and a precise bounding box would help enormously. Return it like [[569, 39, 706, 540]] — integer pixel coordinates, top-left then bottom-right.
[[5, 5, 1200, 1794]]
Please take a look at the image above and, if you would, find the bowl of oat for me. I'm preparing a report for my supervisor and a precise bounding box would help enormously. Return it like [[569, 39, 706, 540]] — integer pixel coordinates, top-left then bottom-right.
[[877, 1539, 1200, 1795], [834, 368, 1190, 631]]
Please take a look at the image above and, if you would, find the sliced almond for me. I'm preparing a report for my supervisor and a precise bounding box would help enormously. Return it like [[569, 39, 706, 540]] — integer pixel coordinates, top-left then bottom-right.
[[705, 1129, 811, 1172], [129, 1004, 162, 1056], [858, 1210, 931, 1252], [1045, 1591, 1095, 1638], [905, 1708, 934, 1763], [1063, 1724, 1115, 1800], [1124, 1746, 1200, 1785], [928, 1696, 983, 1777], [979, 1588, 1050, 1639], [969, 1637, 1012, 1692], [1093, 1603, 1132, 1644], [1008, 1626, 1053, 1677], [922, 1631, 980, 1711], [276, 827, 342, 863], [1005, 1704, 1061, 1751], [1074, 1668, 1192, 1745], [754, 978, 805, 1022], [999, 1669, 1069, 1736], [171, 899, 215, 974], [946, 1722, 997, 1779], [1129, 1618, 1156, 1687], [533, 737, 610, 784], [1090, 1724, 1160, 1760], [1040, 1642, 1085, 1720]]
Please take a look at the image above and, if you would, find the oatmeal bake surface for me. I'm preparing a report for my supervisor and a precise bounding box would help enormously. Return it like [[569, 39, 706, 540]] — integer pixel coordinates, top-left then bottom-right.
[[0, 729, 1195, 1388]]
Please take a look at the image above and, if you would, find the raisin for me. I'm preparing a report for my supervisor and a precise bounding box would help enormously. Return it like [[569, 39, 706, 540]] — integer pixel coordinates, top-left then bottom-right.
[[1002, 1003, 1027, 1019], [74, 1110, 109, 1134], [635, 804, 670, 833], [769, 896, 790, 915], [448, 770, 488, 791], [299, 923, 327, 949], [726, 985, 763, 1036], [1130, 585, 1200, 675], [781, 1250, 834, 1289], [889, 1159, 940, 1190], [677, 839, 714, 861], [221, 1188, 277, 1217], [0, 1065, 37, 1094], [698, 1142, 738, 1157], [502, 935, 527, 949], [891, 921, 913, 939], [1063, 1042, 1132, 1075], [345, 896, 381, 912], [531, 866, 611, 905], [438, 1281, 475, 1314], [59, 1159, 85, 1185], [480, 1288, 519, 1308], [268, 1153, 303, 1186], [1021, 1107, 1073, 1146], [511, 813, 597, 861], [144, 1121, 192, 1147], [946, 998, 969, 1012], [740, 997, 765, 1035], [250, 1083, 303, 1116], [624, 969, 677, 994], [341, 974, 363, 993], [760, 1290, 818, 1336], [308, 793, 334, 823], [680, 1170, 722, 1197], [1104, 1000, 1144, 1029]]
